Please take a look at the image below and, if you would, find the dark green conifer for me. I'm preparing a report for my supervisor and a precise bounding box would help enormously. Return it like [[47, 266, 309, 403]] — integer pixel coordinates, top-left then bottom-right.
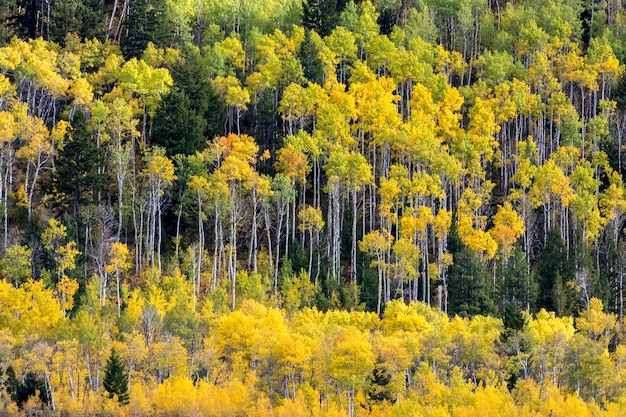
[[303, 0, 339, 37], [447, 219, 497, 317], [121, 0, 171, 59], [151, 48, 225, 156], [103, 349, 129, 405], [537, 228, 574, 315]]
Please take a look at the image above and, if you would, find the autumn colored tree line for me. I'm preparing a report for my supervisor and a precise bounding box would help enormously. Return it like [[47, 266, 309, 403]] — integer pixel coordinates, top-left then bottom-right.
[[2, 276, 626, 416], [0, 0, 624, 317], [1, 0, 626, 414]]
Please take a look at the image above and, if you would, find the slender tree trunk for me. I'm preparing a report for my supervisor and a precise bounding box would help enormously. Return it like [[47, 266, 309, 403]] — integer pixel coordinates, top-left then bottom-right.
[[196, 196, 204, 312], [212, 203, 220, 290], [116, 270, 121, 317], [351, 188, 357, 284]]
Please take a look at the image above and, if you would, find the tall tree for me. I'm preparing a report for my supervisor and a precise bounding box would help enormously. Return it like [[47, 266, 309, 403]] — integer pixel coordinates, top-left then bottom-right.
[[447, 221, 497, 317], [537, 228, 574, 315], [303, 0, 340, 37], [52, 111, 107, 241], [103, 349, 129, 405], [49, 0, 105, 43], [151, 48, 225, 156], [0, 0, 17, 45], [120, 0, 171, 59]]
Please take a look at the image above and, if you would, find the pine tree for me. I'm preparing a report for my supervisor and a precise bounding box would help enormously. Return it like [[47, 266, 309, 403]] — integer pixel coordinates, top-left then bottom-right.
[[299, 29, 325, 85], [537, 228, 574, 315], [52, 111, 107, 240], [0, 0, 17, 45], [447, 220, 497, 317], [151, 48, 225, 156], [103, 349, 129, 405], [120, 0, 171, 59], [303, 0, 339, 37]]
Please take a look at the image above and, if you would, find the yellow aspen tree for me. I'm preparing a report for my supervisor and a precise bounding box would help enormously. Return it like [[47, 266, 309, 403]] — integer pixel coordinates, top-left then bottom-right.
[[213, 75, 251, 134], [118, 58, 172, 144], [216, 134, 260, 308], [392, 236, 420, 302], [95, 97, 139, 240], [0, 107, 19, 249], [16, 116, 54, 220], [298, 205, 325, 286], [0, 279, 62, 341], [105, 242, 131, 316], [490, 202, 526, 259], [599, 170, 626, 242], [526, 309, 575, 386], [275, 144, 310, 253], [41, 219, 80, 283], [324, 27, 358, 84], [576, 298, 617, 347], [325, 148, 372, 283], [142, 147, 176, 272], [56, 275, 79, 316], [218, 36, 246, 75], [400, 205, 434, 304], [324, 326, 375, 417], [433, 208, 453, 312], [360, 229, 394, 315], [571, 161, 604, 243], [187, 174, 210, 310], [456, 188, 498, 260], [529, 158, 575, 238]]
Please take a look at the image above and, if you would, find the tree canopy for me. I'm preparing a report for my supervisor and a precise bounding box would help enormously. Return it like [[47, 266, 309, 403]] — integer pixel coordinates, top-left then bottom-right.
[[0, 0, 626, 414]]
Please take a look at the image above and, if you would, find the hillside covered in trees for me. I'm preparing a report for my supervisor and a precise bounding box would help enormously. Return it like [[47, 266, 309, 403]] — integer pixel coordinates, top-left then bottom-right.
[[1, 0, 626, 415]]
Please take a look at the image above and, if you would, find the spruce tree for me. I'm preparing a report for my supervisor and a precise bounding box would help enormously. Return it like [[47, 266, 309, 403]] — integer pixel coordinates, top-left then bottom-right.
[[151, 48, 225, 156], [447, 220, 497, 317], [121, 0, 171, 59], [103, 349, 129, 405], [303, 0, 339, 37], [52, 111, 107, 236], [537, 228, 574, 315], [299, 29, 325, 85]]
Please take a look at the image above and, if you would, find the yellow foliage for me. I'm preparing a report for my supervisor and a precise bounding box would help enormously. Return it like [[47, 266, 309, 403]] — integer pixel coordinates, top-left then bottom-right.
[[490, 202, 525, 255], [458, 215, 498, 259], [56, 275, 79, 313], [527, 309, 575, 345], [145, 151, 176, 185], [576, 298, 617, 345], [324, 326, 375, 390], [152, 376, 197, 416], [106, 242, 132, 275], [298, 205, 325, 232]]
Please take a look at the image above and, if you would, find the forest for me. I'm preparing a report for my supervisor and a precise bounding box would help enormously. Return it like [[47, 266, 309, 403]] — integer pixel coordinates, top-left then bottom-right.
[[1, 0, 626, 415]]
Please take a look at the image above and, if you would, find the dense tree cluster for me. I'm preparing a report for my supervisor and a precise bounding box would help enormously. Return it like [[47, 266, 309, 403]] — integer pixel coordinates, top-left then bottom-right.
[[1, 283, 626, 416], [1, 0, 626, 414]]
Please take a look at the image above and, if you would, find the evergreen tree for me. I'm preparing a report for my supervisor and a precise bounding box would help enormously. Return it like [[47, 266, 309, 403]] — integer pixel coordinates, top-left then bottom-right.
[[103, 349, 129, 405], [299, 29, 325, 85], [49, 0, 104, 43], [51, 111, 107, 241], [151, 48, 225, 156], [15, 0, 39, 39], [365, 356, 394, 404], [120, 0, 171, 59], [447, 220, 497, 317], [501, 303, 529, 390], [303, 0, 339, 37], [0, 0, 17, 45], [537, 228, 574, 315], [497, 245, 537, 311], [6, 367, 49, 409], [150, 89, 208, 156]]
